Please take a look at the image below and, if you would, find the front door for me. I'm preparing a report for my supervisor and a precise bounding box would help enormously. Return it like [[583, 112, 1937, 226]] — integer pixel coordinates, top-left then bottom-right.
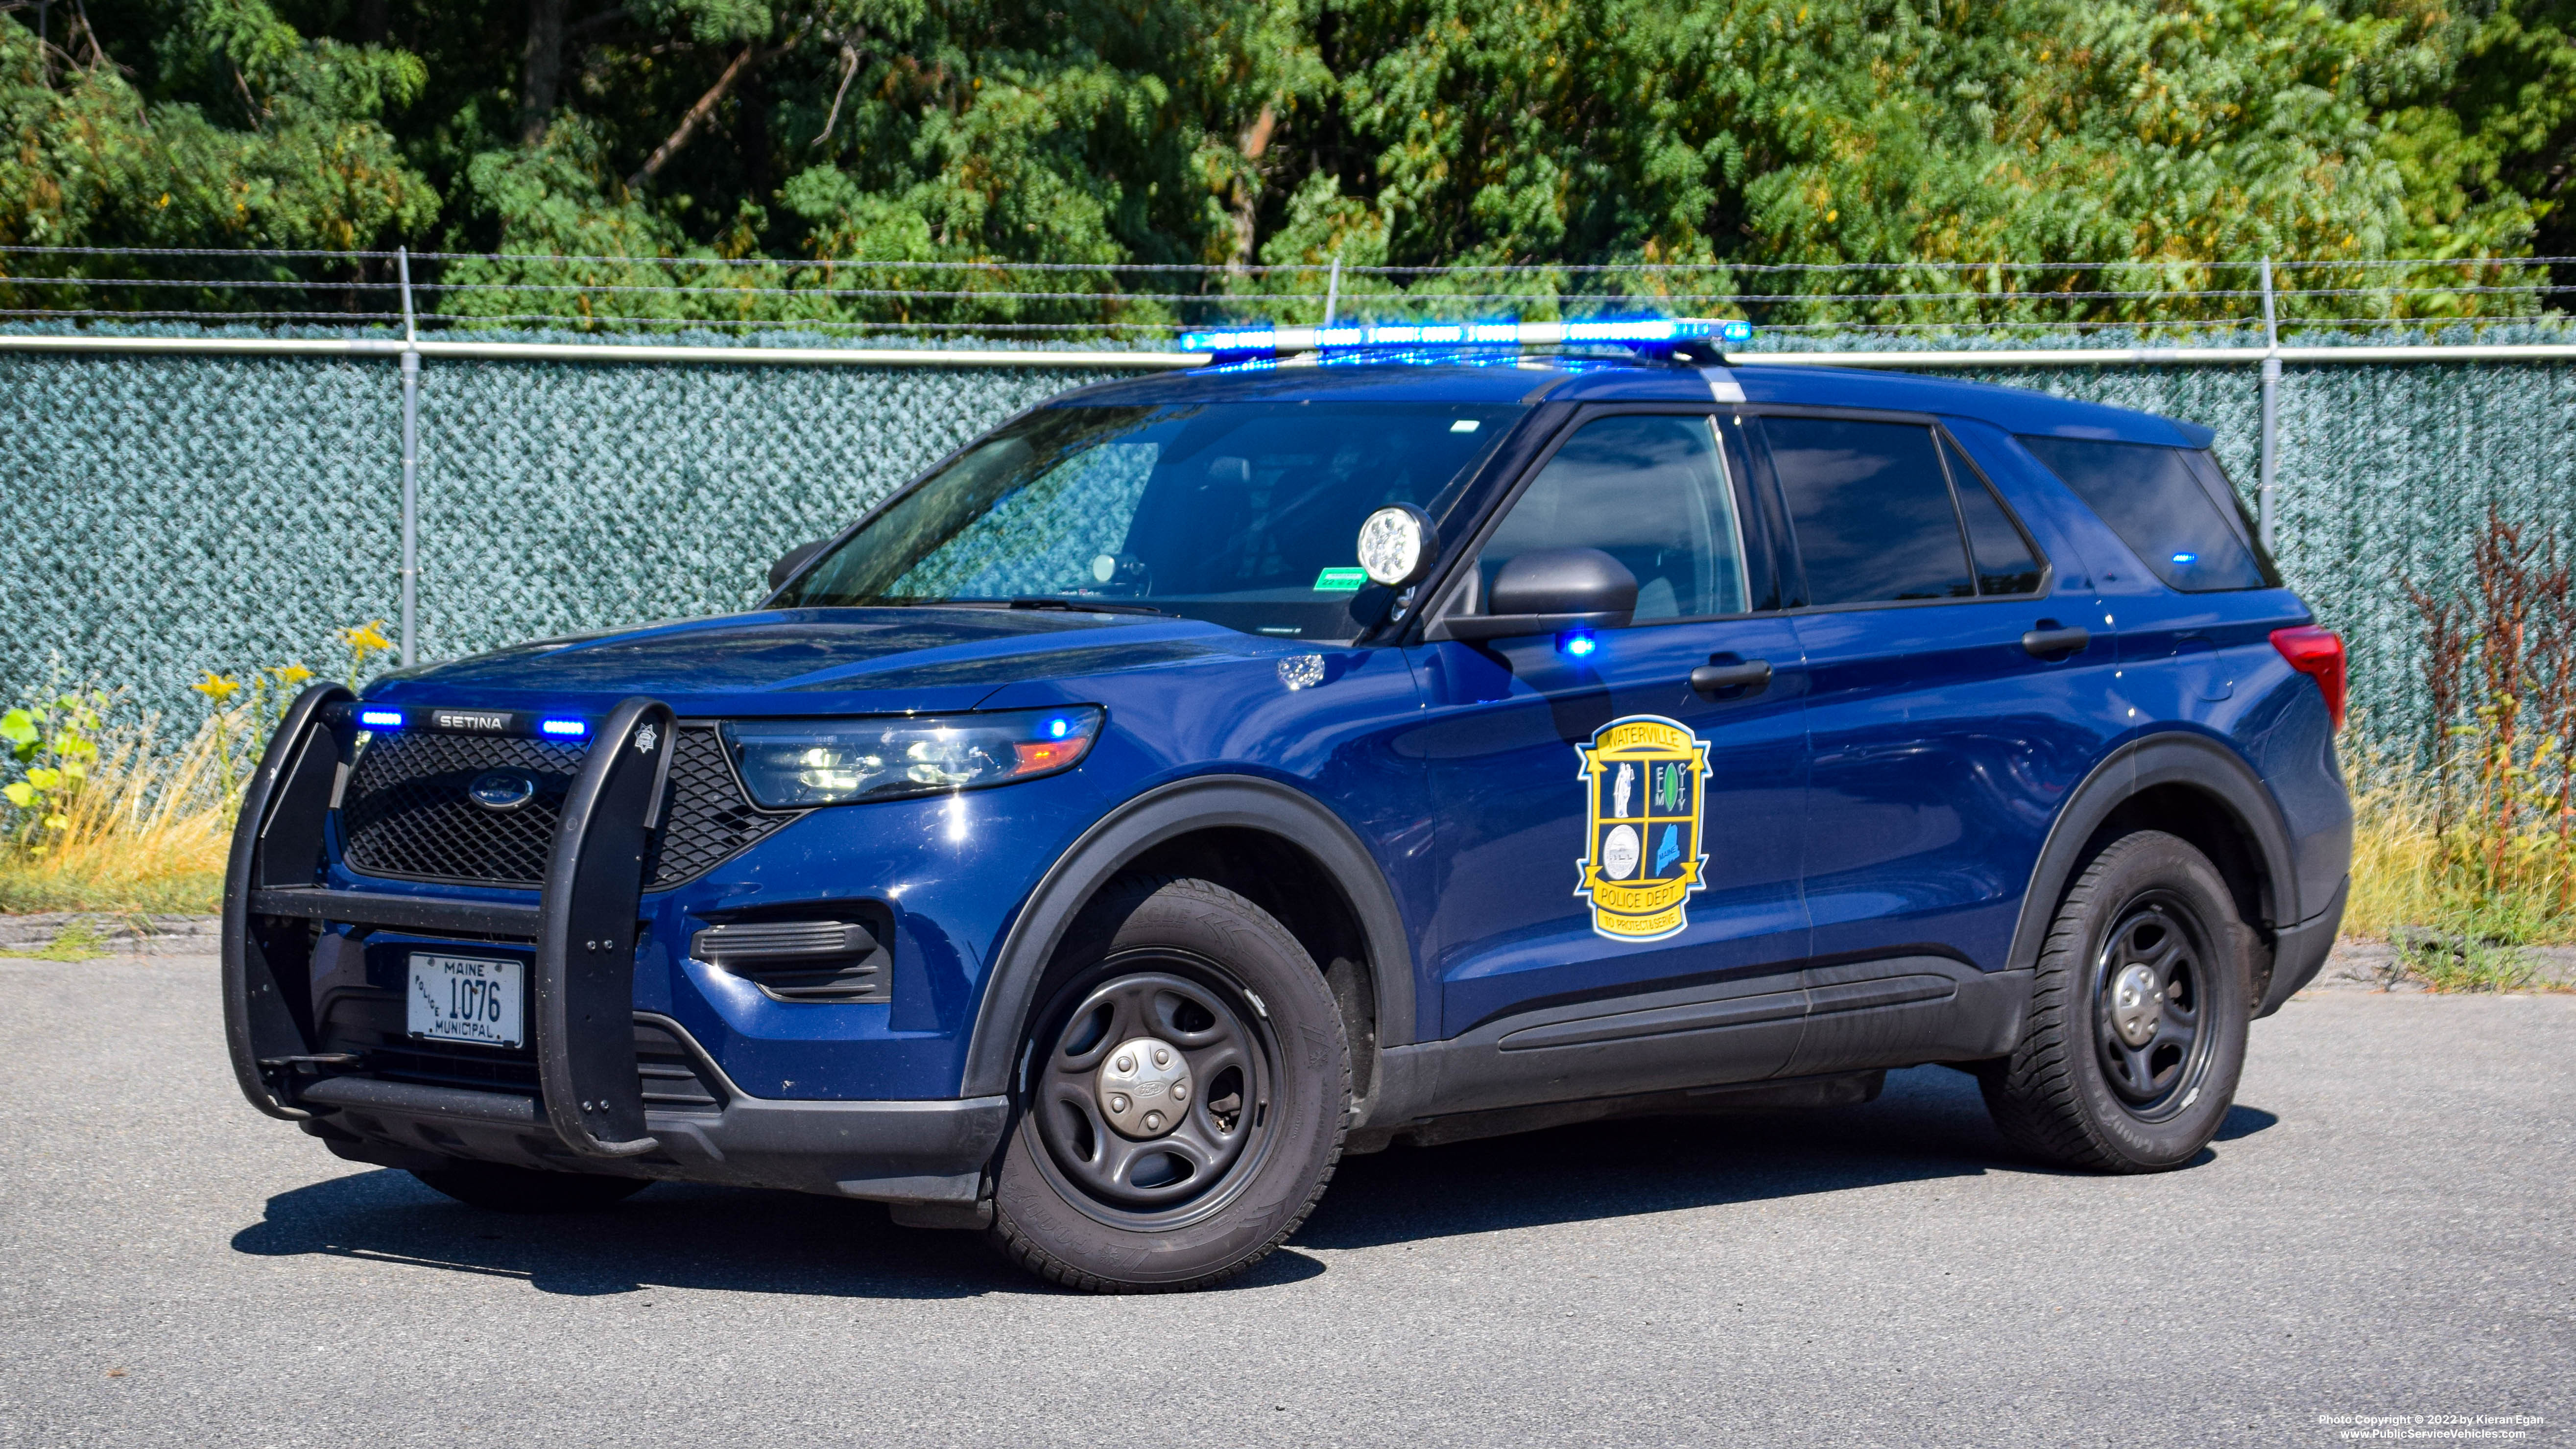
[[1407, 408, 1810, 1065]]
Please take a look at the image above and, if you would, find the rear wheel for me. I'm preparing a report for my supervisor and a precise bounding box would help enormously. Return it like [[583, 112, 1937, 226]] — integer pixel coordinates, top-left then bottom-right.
[[410, 1162, 652, 1213], [989, 876, 1348, 1292], [1981, 831, 2253, 1172]]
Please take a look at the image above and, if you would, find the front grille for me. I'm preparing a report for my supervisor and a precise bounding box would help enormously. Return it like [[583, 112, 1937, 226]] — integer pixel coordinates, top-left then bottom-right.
[[341, 733, 583, 886], [634, 1021, 725, 1113], [642, 728, 799, 888], [367, 1038, 540, 1094], [340, 724, 799, 891]]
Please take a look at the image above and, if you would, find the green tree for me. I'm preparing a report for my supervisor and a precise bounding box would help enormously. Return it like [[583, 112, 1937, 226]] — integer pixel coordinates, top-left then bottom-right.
[[0, 0, 2567, 329], [0, 0, 432, 313], [1246, 0, 2569, 326]]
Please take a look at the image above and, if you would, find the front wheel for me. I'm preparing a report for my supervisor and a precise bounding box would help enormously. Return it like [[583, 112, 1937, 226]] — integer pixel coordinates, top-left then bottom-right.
[[989, 876, 1349, 1292], [1981, 831, 2254, 1172]]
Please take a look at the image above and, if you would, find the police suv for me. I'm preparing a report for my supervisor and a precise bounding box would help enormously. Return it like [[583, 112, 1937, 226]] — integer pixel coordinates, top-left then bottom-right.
[[222, 319, 2352, 1291]]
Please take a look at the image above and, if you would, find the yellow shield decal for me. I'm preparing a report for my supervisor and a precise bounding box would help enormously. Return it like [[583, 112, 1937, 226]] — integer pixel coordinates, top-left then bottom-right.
[[1574, 714, 1712, 942]]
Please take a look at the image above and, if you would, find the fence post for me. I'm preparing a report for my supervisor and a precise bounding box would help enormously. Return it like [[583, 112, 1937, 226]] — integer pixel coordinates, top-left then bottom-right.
[[397, 248, 421, 668], [1323, 254, 1341, 326], [2258, 257, 2280, 551]]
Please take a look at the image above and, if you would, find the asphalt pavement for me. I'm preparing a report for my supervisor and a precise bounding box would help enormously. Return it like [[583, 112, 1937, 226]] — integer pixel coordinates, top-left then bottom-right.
[[1, 954, 2567, 1448]]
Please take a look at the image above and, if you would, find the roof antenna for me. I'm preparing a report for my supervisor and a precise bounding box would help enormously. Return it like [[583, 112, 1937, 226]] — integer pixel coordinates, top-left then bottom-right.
[[1322, 254, 1341, 326]]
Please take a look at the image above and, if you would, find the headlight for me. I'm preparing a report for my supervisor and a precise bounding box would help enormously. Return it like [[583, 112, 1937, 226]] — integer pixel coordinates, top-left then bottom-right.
[[722, 707, 1105, 808]]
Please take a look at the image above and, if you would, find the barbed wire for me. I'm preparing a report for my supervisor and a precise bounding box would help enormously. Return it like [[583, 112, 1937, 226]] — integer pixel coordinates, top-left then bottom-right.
[[1, 245, 2567, 341], [7, 272, 2571, 305], [1, 243, 2572, 274], [14, 308, 2559, 345]]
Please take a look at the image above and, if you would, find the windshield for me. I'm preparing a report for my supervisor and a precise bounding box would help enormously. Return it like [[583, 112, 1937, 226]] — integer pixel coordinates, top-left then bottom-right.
[[775, 400, 1527, 639]]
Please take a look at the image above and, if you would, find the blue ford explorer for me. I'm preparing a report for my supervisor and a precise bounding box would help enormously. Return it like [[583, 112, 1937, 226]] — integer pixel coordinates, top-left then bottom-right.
[[222, 324, 2353, 1292]]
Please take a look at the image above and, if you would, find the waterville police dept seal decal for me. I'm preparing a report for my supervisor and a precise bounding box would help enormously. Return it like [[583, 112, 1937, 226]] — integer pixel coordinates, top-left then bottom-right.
[[1574, 714, 1713, 942]]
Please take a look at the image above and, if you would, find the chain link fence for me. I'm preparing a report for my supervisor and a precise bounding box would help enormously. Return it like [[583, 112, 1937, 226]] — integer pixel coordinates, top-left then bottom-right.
[[2, 327, 2571, 762]]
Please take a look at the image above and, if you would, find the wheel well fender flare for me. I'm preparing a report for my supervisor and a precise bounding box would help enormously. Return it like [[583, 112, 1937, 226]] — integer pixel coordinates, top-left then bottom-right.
[[959, 775, 1418, 1098], [2004, 733, 2301, 977]]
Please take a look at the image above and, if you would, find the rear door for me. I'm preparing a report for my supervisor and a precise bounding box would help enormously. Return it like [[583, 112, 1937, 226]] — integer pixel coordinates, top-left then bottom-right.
[[1754, 410, 2118, 1072], [2015, 433, 2288, 711], [1406, 406, 1811, 1098]]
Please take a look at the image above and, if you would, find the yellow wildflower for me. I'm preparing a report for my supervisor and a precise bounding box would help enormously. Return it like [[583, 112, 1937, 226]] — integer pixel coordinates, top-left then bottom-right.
[[193, 672, 243, 704], [338, 621, 394, 656], [273, 664, 315, 687]]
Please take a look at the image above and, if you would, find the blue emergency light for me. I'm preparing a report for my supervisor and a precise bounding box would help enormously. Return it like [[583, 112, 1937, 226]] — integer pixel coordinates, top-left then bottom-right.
[[1177, 316, 1754, 361]]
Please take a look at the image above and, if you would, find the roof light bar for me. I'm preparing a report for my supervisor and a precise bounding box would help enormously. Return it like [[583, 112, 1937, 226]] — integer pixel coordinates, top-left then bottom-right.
[[1177, 316, 1753, 360]]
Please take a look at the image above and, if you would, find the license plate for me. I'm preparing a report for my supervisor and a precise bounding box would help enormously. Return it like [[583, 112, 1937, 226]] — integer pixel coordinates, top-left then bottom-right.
[[407, 952, 525, 1048]]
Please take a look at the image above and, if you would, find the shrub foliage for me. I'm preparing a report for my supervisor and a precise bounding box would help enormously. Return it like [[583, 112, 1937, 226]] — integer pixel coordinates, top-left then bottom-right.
[[0, 0, 2568, 317]]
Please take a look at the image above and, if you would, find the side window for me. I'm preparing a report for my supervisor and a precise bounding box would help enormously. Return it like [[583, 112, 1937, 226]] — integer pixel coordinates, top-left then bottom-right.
[[1944, 438, 2044, 596], [1478, 413, 1751, 621], [1764, 417, 1972, 604], [2182, 449, 2285, 586], [2017, 435, 2270, 592]]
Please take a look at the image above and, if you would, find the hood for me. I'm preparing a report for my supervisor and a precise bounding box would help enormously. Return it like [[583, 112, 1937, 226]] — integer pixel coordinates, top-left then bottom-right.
[[368, 608, 1263, 713]]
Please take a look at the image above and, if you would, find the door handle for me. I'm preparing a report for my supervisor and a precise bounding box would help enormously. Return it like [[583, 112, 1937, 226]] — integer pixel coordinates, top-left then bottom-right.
[[2021, 624, 2092, 659], [1689, 659, 1773, 698]]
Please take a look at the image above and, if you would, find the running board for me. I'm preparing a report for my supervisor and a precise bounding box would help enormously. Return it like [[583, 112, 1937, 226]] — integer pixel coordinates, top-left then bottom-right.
[[1367, 956, 2032, 1123]]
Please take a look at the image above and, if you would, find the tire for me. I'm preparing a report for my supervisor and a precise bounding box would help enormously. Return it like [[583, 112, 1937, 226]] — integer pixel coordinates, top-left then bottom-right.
[[988, 875, 1350, 1292], [410, 1161, 653, 1213], [1981, 830, 2254, 1173]]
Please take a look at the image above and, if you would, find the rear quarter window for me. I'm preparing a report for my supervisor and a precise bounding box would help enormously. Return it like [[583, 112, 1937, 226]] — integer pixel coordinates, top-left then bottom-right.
[[2016, 435, 2277, 592]]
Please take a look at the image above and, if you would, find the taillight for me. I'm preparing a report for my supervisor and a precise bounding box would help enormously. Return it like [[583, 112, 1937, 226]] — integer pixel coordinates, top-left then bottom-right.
[[2270, 626, 2346, 731]]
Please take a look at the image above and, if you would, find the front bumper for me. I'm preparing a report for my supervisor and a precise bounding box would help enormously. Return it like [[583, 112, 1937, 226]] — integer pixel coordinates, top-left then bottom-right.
[[221, 685, 1004, 1204], [299, 1059, 1006, 1203]]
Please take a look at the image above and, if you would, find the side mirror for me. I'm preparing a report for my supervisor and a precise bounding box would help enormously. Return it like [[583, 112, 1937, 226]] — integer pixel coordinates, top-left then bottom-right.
[[1431, 547, 1637, 642], [767, 539, 830, 592]]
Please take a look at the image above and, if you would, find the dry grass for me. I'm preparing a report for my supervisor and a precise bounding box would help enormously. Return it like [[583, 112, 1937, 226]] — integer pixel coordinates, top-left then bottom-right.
[[2342, 760, 2575, 998], [0, 717, 236, 916], [2346, 772, 2449, 942]]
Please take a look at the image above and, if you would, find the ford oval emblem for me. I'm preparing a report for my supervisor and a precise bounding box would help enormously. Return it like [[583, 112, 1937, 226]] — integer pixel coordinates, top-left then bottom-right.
[[467, 769, 538, 812]]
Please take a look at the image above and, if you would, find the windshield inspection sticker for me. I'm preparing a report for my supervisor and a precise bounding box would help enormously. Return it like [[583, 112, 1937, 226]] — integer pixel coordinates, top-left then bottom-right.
[[1312, 567, 1367, 592], [1575, 715, 1712, 942]]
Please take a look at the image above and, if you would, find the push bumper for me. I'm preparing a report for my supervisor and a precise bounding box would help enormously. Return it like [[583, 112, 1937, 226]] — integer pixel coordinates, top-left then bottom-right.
[[220, 685, 1003, 1206]]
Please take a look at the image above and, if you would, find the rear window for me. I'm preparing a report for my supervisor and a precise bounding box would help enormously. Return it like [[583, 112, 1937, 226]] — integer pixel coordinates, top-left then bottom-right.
[[2017, 436, 2278, 592], [1764, 417, 1973, 604], [1760, 417, 2047, 605]]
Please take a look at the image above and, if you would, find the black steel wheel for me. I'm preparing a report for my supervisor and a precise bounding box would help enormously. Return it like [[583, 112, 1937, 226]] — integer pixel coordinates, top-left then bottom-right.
[[1981, 831, 2253, 1172], [1028, 967, 1273, 1222], [2090, 892, 2218, 1119], [988, 875, 1348, 1292]]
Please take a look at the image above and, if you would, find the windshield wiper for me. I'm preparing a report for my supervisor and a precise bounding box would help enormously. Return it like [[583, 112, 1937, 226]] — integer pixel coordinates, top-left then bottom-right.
[[861, 595, 1170, 616], [996, 596, 1170, 617]]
